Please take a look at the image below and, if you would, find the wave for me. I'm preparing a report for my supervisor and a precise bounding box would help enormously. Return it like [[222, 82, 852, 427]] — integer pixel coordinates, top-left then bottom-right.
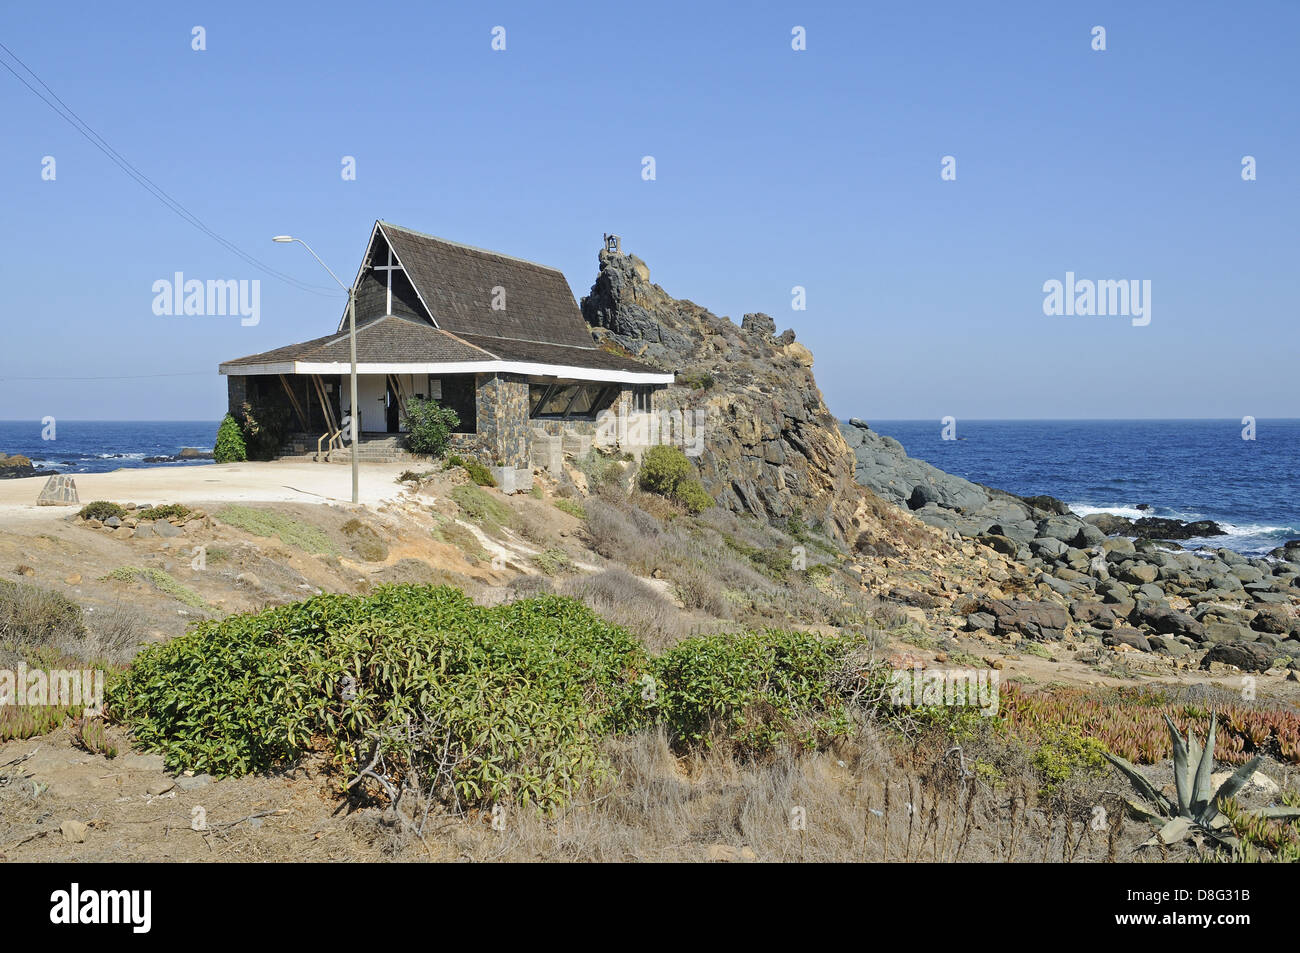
[[1066, 503, 1149, 519]]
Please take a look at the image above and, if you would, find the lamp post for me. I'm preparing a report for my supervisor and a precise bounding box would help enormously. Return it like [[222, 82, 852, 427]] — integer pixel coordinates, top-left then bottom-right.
[[273, 235, 359, 505]]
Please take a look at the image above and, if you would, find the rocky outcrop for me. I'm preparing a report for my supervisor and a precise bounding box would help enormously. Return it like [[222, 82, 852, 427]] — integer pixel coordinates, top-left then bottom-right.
[[0, 451, 55, 480], [581, 245, 864, 538]]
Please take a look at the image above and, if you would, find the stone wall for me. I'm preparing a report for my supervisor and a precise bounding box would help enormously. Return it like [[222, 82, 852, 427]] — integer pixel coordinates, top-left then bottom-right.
[[471, 372, 530, 467], [226, 376, 247, 418]]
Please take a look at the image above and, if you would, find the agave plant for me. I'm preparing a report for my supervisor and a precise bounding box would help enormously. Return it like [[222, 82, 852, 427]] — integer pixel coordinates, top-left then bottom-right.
[[1105, 712, 1300, 850]]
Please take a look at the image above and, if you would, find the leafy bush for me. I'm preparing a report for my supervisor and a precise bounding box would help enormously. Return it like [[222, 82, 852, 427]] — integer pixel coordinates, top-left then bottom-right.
[[214, 413, 247, 463], [532, 548, 576, 576], [400, 397, 459, 456], [577, 450, 624, 492], [678, 370, 715, 390], [79, 501, 125, 521], [673, 478, 714, 515], [110, 587, 653, 810], [652, 629, 866, 754]]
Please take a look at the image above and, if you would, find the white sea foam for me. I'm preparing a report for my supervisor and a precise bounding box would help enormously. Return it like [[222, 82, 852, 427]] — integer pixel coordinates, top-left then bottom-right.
[[1066, 503, 1149, 520]]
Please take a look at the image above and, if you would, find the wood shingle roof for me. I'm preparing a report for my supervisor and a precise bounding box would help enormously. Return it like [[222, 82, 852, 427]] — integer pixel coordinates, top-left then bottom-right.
[[221, 221, 673, 380], [377, 222, 597, 349]]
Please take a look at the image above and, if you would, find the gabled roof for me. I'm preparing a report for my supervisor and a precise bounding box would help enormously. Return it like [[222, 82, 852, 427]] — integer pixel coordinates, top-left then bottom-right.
[[221, 221, 674, 383], [344, 221, 598, 349]]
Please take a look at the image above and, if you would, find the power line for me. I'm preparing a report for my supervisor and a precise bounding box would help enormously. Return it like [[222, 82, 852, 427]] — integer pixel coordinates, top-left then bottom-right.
[[0, 40, 338, 298], [0, 371, 211, 382]]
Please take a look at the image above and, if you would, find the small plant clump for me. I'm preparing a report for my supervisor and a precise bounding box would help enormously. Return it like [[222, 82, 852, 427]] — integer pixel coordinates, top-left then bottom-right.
[[532, 548, 576, 576], [103, 567, 209, 610], [136, 503, 191, 522], [78, 501, 125, 522], [552, 498, 586, 519]]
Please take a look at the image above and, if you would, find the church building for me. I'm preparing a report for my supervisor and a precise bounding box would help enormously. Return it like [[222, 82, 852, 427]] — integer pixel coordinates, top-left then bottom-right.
[[219, 222, 674, 480]]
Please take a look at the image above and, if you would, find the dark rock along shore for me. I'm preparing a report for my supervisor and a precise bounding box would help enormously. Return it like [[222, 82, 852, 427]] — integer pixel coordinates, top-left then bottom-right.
[[839, 417, 1300, 666]]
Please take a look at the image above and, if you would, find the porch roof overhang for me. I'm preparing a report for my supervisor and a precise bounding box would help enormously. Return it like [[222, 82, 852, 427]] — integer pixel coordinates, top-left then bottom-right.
[[219, 312, 675, 385], [219, 359, 674, 386]]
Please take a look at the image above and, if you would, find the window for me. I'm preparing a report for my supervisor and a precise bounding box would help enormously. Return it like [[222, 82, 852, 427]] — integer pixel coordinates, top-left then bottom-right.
[[632, 386, 653, 413], [529, 383, 614, 420]]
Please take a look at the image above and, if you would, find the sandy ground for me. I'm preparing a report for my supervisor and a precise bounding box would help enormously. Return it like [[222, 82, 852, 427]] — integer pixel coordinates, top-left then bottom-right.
[[0, 461, 412, 525]]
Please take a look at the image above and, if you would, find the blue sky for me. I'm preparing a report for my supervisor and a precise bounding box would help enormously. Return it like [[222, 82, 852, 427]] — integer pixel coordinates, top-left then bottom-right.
[[2, 1, 1296, 422]]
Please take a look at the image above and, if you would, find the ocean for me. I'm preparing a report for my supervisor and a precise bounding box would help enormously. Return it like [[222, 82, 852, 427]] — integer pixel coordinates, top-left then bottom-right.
[[868, 419, 1300, 556], [0, 420, 218, 474]]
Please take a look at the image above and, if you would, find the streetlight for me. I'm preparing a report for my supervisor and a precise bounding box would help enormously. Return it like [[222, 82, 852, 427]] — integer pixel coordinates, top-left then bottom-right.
[[273, 235, 359, 505]]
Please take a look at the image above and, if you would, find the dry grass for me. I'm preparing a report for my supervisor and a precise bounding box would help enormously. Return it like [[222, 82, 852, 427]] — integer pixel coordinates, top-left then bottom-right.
[[560, 568, 697, 652], [372, 725, 1149, 863]]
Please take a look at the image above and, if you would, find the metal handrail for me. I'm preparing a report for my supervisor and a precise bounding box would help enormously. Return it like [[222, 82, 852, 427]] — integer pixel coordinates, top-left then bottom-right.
[[317, 429, 341, 461]]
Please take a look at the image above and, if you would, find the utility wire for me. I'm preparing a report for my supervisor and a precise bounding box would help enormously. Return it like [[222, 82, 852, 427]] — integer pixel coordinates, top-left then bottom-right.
[[0, 40, 339, 298], [0, 372, 211, 382]]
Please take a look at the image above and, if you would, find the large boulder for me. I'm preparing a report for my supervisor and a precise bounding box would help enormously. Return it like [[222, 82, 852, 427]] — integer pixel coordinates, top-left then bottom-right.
[[980, 599, 1071, 641], [1200, 642, 1276, 672], [1132, 602, 1205, 641]]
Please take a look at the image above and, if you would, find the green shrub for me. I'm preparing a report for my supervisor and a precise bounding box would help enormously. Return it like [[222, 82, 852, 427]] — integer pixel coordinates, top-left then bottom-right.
[[1031, 725, 1111, 794], [109, 587, 653, 810], [638, 445, 691, 496], [237, 400, 289, 461], [678, 370, 715, 390], [79, 501, 125, 521], [214, 413, 247, 463], [653, 629, 865, 754], [577, 450, 623, 491], [400, 397, 459, 456], [638, 446, 713, 513], [463, 459, 496, 487], [673, 478, 714, 515], [532, 548, 577, 576]]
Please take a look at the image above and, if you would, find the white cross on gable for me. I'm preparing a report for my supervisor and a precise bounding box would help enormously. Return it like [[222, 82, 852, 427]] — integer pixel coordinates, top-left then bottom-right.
[[371, 245, 403, 315]]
